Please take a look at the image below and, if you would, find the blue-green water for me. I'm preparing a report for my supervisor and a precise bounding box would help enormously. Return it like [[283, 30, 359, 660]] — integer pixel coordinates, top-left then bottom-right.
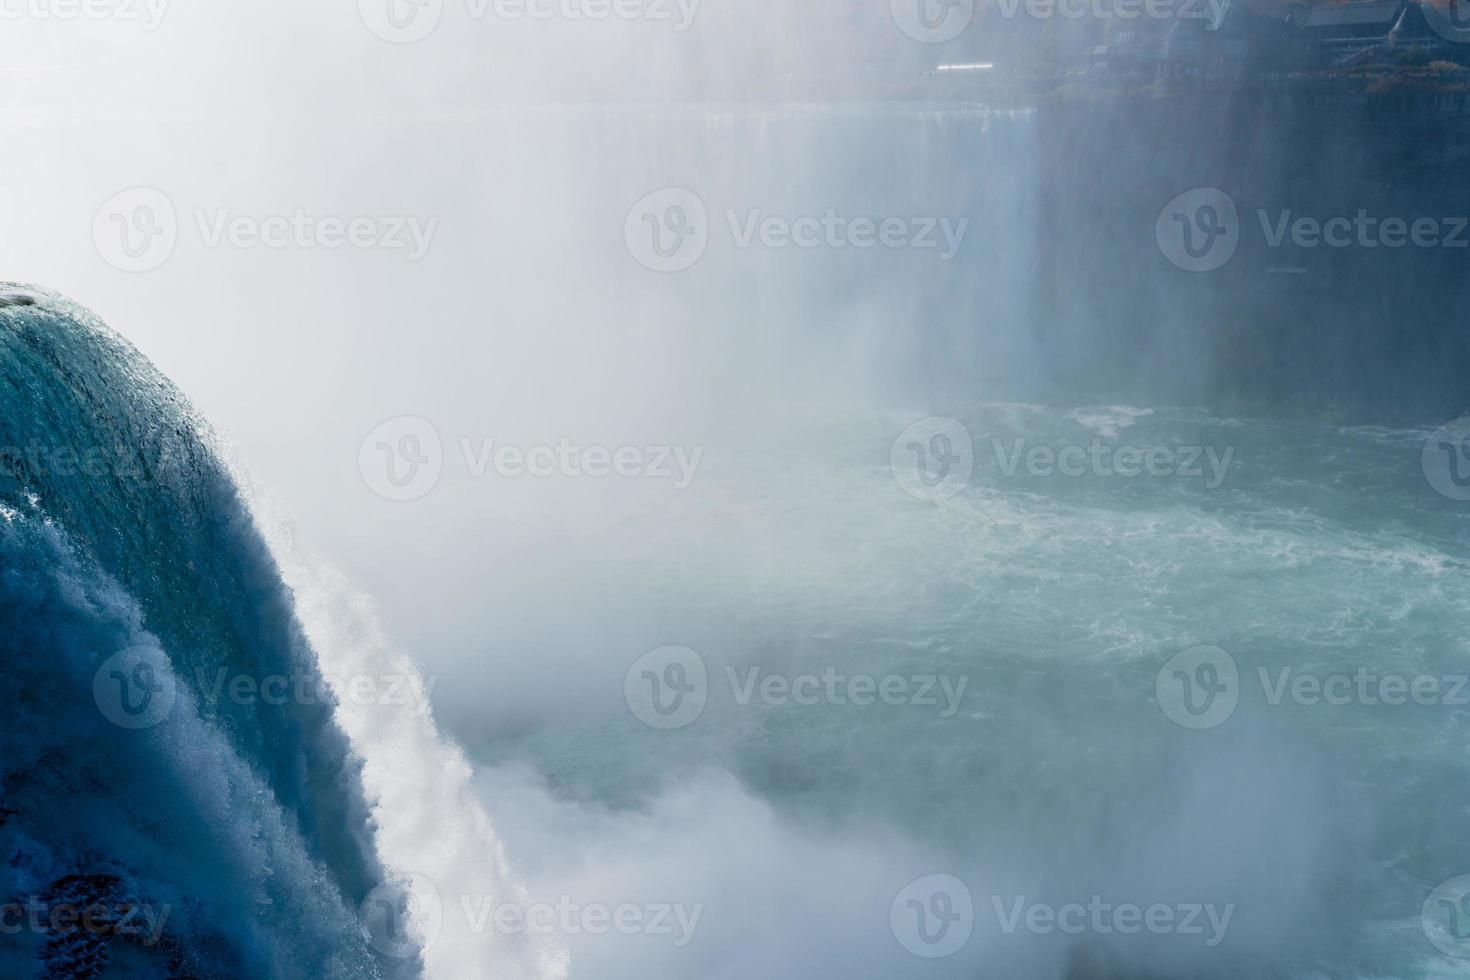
[[456, 404, 1470, 979]]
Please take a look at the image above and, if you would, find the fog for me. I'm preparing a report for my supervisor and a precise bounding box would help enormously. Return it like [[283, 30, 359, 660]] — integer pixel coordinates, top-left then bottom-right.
[[7, 2, 1470, 977]]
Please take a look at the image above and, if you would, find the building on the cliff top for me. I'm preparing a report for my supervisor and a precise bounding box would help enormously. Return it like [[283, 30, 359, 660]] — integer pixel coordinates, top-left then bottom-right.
[[1090, 0, 1305, 78], [1289, 0, 1464, 65], [1093, 0, 1470, 77], [1159, 0, 1304, 77]]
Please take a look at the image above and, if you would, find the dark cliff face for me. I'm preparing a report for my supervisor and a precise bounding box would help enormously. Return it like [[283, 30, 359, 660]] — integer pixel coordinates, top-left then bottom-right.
[[1025, 89, 1470, 421]]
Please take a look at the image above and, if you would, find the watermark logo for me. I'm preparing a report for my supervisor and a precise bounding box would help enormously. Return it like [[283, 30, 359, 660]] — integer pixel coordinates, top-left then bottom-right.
[[991, 895, 1233, 946], [989, 0, 1224, 21], [94, 188, 437, 271], [359, 874, 702, 949], [989, 437, 1233, 487], [193, 667, 438, 717], [891, 417, 974, 502], [1423, 417, 1470, 502], [0, 898, 171, 946], [93, 645, 176, 730], [479, 0, 700, 28], [0, 0, 169, 30], [625, 189, 968, 272], [891, 874, 974, 958], [1424, 875, 1470, 958], [626, 653, 968, 728], [624, 646, 708, 730], [1427, 0, 1470, 44], [459, 437, 701, 487], [726, 210, 967, 259], [461, 894, 703, 944], [359, 417, 444, 502], [625, 188, 708, 273], [361, 0, 699, 40], [0, 441, 180, 484], [359, 0, 444, 42], [1160, 648, 1468, 728], [1156, 646, 1239, 730], [193, 209, 437, 259], [728, 666, 968, 716], [1259, 667, 1468, 708], [1157, 188, 1239, 273], [891, 0, 975, 42], [360, 424, 704, 501], [93, 187, 177, 273], [1256, 210, 1469, 251], [891, 419, 1234, 498], [361, 874, 444, 959], [1161, 189, 1470, 272]]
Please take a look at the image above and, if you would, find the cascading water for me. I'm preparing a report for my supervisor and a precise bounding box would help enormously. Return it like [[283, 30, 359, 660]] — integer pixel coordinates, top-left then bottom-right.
[[6, 4, 1470, 973], [0, 286, 560, 978]]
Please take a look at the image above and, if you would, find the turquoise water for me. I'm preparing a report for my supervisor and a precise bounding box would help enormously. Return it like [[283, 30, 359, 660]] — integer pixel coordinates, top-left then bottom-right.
[[462, 404, 1470, 979]]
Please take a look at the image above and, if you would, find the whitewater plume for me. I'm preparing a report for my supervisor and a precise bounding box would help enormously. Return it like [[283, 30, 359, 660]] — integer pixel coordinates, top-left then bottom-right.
[[0, 286, 551, 977], [256, 521, 569, 979], [0, 511, 385, 977]]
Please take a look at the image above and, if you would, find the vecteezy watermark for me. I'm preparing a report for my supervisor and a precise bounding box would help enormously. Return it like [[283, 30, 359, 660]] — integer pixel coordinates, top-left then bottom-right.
[[93, 645, 177, 730], [93, 187, 177, 273], [987, 438, 1233, 487], [623, 647, 969, 730], [624, 188, 708, 273], [624, 646, 709, 730], [892, 0, 1222, 41], [727, 666, 968, 716], [1156, 188, 1240, 273], [0, 0, 168, 30], [1426, 0, 1470, 45], [891, 874, 975, 958], [1258, 667, 1470, 708], [460, 895, 703, 946], [1423, 417, 1470, 502], [361, 875, 444, 960], [890, 417, 1236, 501], [1424, 875, 1470, 959], [1156, 646, 1470, 730], [0, 898, 172, 947], [358, 0, 700, 43], [92, 187, 437, 272], [358, 416, 704, 502], [92, 647, 438, 728], [1156, 646, 1240, 730], [891, 0, 976, 42], [358, 417, 444, 503], [990, 0, 1224, 21], [0, 441, 180, 484], [460, 438, 701, 488], [890, 417, 975, 501], [360, 875, 702, 958], [890, 875, 1233, 958], [358, 0, 445, 43], [624, 188, 969, 273], [1158, 187, 1470, 273], [990, 895, 1234, 947], [192, 668, 438, 717]]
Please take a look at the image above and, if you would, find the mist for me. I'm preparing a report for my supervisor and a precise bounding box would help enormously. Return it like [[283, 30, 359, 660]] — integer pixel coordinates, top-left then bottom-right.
[[4, 0, 1470, 977]]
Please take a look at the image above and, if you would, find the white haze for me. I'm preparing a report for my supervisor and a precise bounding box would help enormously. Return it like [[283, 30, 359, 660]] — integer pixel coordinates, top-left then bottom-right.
[[0, 5, 1395, 980]]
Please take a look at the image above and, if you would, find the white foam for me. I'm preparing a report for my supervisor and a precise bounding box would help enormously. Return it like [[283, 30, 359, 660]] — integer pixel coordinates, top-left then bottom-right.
[[256, 506, 569, 980], [1066, 405, 1154, 439]]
